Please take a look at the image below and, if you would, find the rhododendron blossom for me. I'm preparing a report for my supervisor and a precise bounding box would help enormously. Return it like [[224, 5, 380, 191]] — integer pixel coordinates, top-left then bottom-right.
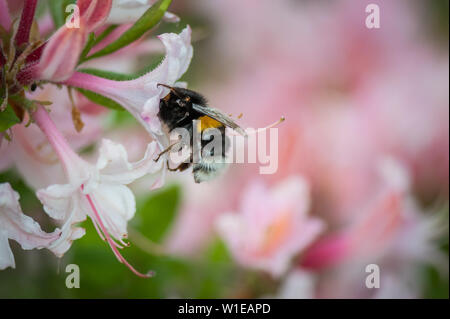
[[216, 177, 325, 277], [33, 105, 161, 276]]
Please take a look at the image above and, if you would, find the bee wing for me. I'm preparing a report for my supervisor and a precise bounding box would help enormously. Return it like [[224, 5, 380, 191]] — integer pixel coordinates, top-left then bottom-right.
[[192, 104, 247, 136]]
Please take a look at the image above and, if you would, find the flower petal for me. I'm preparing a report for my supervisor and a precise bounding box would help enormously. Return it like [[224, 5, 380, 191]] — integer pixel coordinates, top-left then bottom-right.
[[48, 214, 86, 258], [0, 183, 60, 269], [90, 184, 136, 239], [141, 96, 163, 134], [36, 183, 81, 221], [78, 0, 112, 32], [37, 26, 87, 81], [96, 139, 133, 173], [0, 231, 15, 270], [37, 186, 87, 258], [98, 140, 161, 185], [140, 26, 193, 86]]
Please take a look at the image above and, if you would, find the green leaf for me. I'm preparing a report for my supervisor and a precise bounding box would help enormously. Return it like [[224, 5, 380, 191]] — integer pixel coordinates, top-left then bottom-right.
[[106, 109, 137, 126], [0, 105, 20, 132], [48, 0, 76, 29], [78, 26, 119, 64], [93, 25, 119, 46], [134, 184, 181, 243], [85, 0, 172, 61], [78, 54, 164, 81], [79, 32, 96, 63], [79, 68, 134, 81], [205, 238, 233, 264], [76, 88, 124, 110], [8, 94, 36, 110]]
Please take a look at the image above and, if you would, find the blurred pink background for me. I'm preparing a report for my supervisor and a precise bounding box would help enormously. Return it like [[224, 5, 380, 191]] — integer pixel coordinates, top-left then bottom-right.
[[161, 0, 449, 298]]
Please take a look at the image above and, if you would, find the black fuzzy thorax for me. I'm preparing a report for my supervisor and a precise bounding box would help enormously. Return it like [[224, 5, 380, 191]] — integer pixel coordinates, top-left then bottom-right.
[[157, 87, 229, 158], [157, 87, 208, 132]]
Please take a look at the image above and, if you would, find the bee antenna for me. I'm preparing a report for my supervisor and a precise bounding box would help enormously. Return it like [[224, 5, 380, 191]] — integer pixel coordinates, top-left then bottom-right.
[[157, 83, 182, 98], [157, 83, 172, 89]]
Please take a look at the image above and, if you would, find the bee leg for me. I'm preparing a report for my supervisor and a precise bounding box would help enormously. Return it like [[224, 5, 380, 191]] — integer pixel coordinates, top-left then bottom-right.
[[175, 112, 190, 125], [154, 142, 180, 162], [167, 161, 191, 172]]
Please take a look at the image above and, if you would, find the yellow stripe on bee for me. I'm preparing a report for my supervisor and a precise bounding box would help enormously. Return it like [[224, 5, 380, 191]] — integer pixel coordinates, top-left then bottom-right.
[[197, 116, 223, 131]]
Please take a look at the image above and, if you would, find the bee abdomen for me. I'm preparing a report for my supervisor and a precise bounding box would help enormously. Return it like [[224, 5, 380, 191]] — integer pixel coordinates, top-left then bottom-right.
[[193, 160, 228, 183]]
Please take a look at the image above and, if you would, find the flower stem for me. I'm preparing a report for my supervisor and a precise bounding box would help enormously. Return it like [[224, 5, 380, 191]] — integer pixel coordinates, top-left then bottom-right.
[[32, 104, 84, 180]]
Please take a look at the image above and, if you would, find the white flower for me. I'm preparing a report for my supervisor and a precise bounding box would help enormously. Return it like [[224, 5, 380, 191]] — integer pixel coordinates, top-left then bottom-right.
[[36, 138, 160, 276], [108, 26, 192, 148], [107, 0, 180, 24], [66, 26, 193, 152], [0, 183, 60, 270]]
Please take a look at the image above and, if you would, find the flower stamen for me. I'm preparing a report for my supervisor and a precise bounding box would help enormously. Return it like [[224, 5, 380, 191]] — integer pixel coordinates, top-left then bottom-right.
[[228, 116, 286, 136], [83, 186, 153, 278]]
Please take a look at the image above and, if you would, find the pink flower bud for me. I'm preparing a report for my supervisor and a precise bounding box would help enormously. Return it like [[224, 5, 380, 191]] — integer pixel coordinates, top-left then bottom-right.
[[78, 0, 113, 32], [36, 26, 87, 82]]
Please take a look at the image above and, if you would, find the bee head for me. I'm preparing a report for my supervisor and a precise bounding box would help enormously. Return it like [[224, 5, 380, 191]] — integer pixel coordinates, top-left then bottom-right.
[[175, 96, 191, 108]]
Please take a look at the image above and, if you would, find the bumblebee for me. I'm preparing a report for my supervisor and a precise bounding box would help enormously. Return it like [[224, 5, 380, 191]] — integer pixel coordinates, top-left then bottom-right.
[[157, 84, 245, 183]]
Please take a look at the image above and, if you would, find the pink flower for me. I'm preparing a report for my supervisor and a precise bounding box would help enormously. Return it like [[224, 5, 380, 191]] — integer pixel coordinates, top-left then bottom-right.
[[301, 157, 438, 269], [36, 26, 87, 82], [216, 176, 325, 277], [301, 157, 447, 298], [78, 0, 114, 31], [0, 86, 103, 190], [0, 183, 60, 270]]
